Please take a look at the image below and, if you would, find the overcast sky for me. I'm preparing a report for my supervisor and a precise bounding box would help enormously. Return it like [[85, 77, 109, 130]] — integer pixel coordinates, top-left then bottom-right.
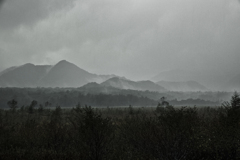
[[0, 0, 240, 83]]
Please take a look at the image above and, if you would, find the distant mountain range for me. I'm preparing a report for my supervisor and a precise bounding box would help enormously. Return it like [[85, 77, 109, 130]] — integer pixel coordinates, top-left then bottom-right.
[[78, 78, 212, 93], [0, 60, 168, 92], [0, 60, 117, 88], [101, 77, 167, 92], [156, 81, 208, 92], [78, 82, 121, 94], [2, 60, 237, 92], [152, 69, 240, 91]]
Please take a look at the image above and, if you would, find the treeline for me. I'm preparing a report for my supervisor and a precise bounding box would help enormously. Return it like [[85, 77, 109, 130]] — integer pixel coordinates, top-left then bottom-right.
[[0, 92, 240, 159], [0, 88, 156, 107], [0, 88, 220, 108], [170, 98, 217, 106]]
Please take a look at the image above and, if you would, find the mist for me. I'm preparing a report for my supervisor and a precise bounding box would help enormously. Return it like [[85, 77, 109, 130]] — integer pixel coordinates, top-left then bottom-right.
[[0, 0, 5, 7], [0, 0, 240, 90]]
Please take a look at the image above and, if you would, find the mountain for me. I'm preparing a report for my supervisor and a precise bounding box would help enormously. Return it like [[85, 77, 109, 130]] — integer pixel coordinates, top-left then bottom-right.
[[0, 60, 117, 88], [78, 82, 120, 94], [38, 60, 97, 87], [0, 63, 51, 87], [101, 77, 167, 92], [90, 74, 123, 84], [152, 69, 236, 91], [0, 66, 18, 76], [156, 81, 208, 92]]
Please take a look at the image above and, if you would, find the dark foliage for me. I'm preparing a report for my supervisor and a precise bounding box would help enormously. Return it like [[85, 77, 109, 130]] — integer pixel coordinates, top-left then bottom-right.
[[0, 92, 239, 159], [0, 88, 221, 108]]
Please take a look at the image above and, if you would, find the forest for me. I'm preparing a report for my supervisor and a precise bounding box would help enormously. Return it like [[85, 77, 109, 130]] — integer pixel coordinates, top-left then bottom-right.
[[0, 92, 240, 159], [0, 88, 227, 108]]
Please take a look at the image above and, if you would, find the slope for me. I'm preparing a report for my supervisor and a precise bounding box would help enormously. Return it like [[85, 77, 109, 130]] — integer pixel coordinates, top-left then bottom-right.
[[156, 81, 208, 92], [0, 63, 51, 87], [101, 77, 167, 92]]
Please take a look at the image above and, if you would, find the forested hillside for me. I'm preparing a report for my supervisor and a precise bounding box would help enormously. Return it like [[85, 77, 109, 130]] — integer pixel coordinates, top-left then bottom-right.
[[0, 88, 225, 108]]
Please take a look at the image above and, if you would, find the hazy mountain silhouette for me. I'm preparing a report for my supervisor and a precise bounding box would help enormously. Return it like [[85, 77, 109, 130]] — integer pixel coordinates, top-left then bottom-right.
[[0, 66, 18, 76], [0, 63, 51, 87], [152, 69, 236, 91], [78, 82, 120, 94], [91, 74, 122, 84], [38, 60, 97, 87], [0, 60, 117, 88], [101, 77, 167, 92], [1, 60, 236, 91], [156, 81, 208, 92]]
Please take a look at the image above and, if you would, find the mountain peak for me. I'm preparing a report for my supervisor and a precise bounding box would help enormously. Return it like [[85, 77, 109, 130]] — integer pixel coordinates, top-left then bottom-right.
[[38, 60, 97, 87], [20, 63, 35, 67], [101, 77, 166, 92], [108, 77, 122, 81], [55, 60, 73, 66], [58, 60, 68, 63], [52, 60, 82, 71], [81, 82, 100, 88]]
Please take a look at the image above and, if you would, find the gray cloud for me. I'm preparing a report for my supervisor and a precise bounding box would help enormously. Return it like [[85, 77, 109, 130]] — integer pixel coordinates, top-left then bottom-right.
[[0, 0, 5, 8], [0, 0, 240, 88], [0, 0, 75, 29]]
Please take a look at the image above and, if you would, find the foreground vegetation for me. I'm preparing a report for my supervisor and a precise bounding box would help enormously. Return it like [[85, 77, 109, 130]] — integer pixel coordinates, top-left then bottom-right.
[[0, 93, 240, 159]]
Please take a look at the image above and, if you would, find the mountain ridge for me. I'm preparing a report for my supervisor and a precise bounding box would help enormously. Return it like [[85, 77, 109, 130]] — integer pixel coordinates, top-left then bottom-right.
[[101, 77, 167, 92], [0, 60, 116, 88], [0, 64, 51, 87], [1, 60, 238, 92], [156, 80, 208, 92]]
